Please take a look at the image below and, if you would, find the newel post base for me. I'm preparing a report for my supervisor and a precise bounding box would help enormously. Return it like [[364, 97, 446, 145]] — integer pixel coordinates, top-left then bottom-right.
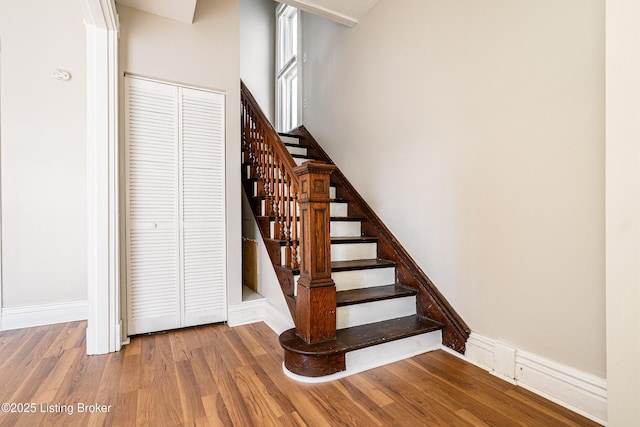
[[294, 161, 337, 344]]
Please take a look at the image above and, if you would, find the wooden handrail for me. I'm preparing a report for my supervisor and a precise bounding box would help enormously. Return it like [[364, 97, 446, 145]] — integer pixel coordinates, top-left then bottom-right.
[[241, 82, 337, 344], [241, 81, 300, 269]]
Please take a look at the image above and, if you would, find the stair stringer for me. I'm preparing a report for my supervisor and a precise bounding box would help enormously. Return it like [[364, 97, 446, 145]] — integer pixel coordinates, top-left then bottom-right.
[[291, 126, 471, 353]]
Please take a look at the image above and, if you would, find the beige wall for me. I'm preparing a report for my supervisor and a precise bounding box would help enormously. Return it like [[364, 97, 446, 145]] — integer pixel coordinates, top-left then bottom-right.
[[303, 0, 606, 377], [240, 0, 276, 122], [606, 0, 640, 424], [0, 0, 88, 307], [118, 0, 243, 307], [239, 0, 291, 316]]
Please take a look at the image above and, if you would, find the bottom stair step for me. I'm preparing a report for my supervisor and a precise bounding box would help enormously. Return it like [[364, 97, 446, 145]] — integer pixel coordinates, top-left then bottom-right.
[[279, 315, 443, 379]]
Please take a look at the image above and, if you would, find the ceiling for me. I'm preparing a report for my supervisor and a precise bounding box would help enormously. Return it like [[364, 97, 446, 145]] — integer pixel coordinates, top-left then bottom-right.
[[115, 0, 379, 27], [115, 0, 198, 24], [277, 0, 380, 27]]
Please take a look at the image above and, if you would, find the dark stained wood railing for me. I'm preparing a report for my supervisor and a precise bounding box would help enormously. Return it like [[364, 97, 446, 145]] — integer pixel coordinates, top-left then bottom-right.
[[241, 82, 300, 270], [241, 81, 337, 344]]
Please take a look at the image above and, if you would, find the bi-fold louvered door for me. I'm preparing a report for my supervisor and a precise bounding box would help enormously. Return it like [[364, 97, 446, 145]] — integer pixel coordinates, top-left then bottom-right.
[[125, 76, 226, 335]]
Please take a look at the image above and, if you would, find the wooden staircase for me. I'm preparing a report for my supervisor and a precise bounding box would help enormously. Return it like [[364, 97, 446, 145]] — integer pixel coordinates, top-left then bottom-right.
[[241, 82, 470, 379]]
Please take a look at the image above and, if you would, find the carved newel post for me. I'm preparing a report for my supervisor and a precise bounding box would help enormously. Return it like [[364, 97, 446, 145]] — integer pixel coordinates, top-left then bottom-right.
[[293, 161, 337, 344]]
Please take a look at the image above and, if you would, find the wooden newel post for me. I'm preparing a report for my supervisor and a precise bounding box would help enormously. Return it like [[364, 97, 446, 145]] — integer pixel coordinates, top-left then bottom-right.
[[293, 161, 337, 344]]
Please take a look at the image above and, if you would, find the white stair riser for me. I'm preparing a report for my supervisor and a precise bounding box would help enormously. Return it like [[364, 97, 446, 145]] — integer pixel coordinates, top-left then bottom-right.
[[336, 296, 416, 329], [286, 145, 307, 156], [254, 182, 336, 199], [261, 200, 348, 217], [270, 219, 361, 239], [333, 268, 396, 291], [280, 135, 300, 145], [294, 267, 396, 294], [330, 202, 348, 217], [280, 241, 376, 266], [330, 221, 361, 237], [285, 330, 442, 383], [294, 157, 314, 166], [331, 242, 377, 262]]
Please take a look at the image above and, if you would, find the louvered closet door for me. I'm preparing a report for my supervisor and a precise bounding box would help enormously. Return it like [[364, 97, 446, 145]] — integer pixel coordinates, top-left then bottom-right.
[[125, 77, 226, 335], [125, 78, 181, 334], [180, 87, 226, 327]]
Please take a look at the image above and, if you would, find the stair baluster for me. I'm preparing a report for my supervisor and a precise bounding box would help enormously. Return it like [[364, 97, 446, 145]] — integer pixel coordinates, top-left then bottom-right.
[[241, 81, 336, 343]]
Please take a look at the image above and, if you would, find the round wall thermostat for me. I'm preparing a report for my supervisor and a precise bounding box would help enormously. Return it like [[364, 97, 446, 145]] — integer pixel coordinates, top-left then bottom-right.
[[52, 69, 71, 81]]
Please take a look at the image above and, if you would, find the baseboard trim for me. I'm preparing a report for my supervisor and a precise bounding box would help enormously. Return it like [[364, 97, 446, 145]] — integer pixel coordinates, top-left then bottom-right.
[[264, 302, 294, 334], [227, 299, 266, 327], [1, 300, 88, 331], [461, 332, 607, 425], [227, 296, 295, 335]]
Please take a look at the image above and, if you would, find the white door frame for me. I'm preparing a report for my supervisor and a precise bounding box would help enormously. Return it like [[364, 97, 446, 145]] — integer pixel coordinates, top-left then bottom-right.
[[81, 0, 122, 355]]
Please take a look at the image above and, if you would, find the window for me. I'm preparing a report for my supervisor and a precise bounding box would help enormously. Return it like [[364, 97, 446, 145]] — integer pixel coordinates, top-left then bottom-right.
[[276, 4, 300, 132]]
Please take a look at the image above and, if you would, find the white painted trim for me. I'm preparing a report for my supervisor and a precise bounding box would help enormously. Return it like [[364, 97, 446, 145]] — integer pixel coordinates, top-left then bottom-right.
[[227, 299, 267, 327], [277, 0, 359, 27], [227, 299, 295, 336], [462, 332, 608, 425], [264, 302, 295, 334], [82, 0, 122, 355], [284, 330, 442, 383], [1, 301, 88, 331]]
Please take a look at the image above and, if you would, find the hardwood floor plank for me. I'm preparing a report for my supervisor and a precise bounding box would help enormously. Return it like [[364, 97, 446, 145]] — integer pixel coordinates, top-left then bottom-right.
[[110, 390, 138, 427], [203, 343, 255, 426], [31, 347, 84, 404], [0, 321, 603, 427], [89, 351, 125, 427], [118, 352, 141, 394], [386, 358, 521, 426], [188, 347, 220, 397], [200, 393, 233, 426], [175, 359, 207, 423], [230, 364, 283, 425]]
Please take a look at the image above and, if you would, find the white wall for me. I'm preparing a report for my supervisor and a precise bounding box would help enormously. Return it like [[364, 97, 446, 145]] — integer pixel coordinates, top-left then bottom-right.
[[240, 0, 276, 122], [118, 0, 242, 309], [606, 0, 640, 424], [0, 0, 88, 308], [239, 0, 291, 318], [302, 0, 606, 378]]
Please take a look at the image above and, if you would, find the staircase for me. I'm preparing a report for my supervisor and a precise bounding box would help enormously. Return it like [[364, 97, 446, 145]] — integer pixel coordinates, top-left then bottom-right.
[[241, 82, 470, 380]]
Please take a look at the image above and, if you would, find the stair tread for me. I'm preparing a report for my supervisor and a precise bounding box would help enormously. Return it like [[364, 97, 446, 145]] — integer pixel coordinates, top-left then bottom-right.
[[258, 215, 362, 222], [286, 258, 395, 275], [279, 315, 443, 356], [284, 142, 305, 148], [337, 284, 416, 307], [268, 236, 378, 246], [331, 236, 378, 243], [250, 195, 348, 203], [331, 258, 396, 271]]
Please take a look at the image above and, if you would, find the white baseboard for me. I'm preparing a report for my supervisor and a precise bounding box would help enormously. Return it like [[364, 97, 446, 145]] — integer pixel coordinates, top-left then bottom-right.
[[1, 300, 88, 331], [264, 302, 294, 334], [462, 332, 607, 425], [227, 298, 294, 335], [227, 299, 266, 327]]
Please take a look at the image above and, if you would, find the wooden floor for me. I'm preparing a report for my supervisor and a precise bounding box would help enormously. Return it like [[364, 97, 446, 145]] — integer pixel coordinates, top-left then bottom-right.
[[0, 321, 600, 427]]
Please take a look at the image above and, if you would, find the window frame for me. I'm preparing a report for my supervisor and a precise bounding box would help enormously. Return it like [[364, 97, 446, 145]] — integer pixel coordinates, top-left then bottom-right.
[[276, 4, 302, 133]]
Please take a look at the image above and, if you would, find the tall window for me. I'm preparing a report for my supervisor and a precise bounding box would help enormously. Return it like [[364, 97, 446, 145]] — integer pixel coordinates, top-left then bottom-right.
[[276, 4, 300, 132]]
